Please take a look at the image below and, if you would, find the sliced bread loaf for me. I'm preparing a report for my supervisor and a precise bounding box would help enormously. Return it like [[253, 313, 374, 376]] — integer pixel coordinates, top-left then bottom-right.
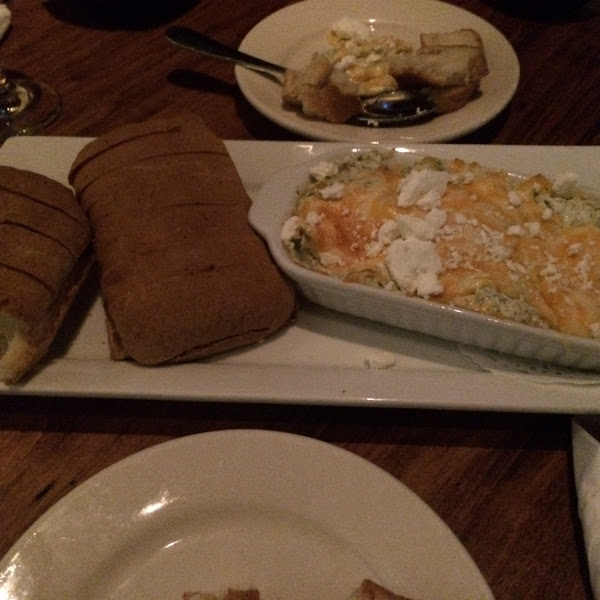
[[69, 115, 296, 365], [0, 166, 93, 384]]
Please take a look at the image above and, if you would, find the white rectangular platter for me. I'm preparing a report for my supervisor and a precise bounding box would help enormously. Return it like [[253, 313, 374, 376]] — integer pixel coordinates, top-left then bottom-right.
[[1, 136, 599, 412]]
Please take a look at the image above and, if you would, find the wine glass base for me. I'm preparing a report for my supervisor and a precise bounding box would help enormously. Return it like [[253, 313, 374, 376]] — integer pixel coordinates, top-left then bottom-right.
[[0, 70, 61, 139]]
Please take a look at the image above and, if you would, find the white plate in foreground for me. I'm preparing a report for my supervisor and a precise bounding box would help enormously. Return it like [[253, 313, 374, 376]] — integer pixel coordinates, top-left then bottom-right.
[[236, 0, 519, 143], [0, 429, 494, 600], [250, 146, 600, 371]]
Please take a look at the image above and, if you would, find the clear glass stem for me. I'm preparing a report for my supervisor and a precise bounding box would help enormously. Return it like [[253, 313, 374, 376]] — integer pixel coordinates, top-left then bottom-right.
[[0, 68, 61, 141]]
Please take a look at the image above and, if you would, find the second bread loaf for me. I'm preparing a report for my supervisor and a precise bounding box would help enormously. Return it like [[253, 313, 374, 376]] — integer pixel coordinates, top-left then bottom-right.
[[69, 115, 296, 365]]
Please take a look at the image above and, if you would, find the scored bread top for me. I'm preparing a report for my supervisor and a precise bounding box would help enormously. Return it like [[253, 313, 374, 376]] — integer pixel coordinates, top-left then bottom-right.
[[69, 115, 296, 365], [69, 118, 236, 198], [1, 165, 89, 224], [0, 166, 91, 329]]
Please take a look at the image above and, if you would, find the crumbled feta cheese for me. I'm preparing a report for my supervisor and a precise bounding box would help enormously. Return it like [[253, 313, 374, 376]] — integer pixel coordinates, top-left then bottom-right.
[[508, 191, 523, 207], [446, 248, 462, 269], [331, 17, 371, 40], [319, 252, 345, 267], [552, 172, 578, 199], [454, 213, 478, 227], [478, 225, 509, 261], [451, 170, 475, 185], [309, 160, 339, 181], [364, 352, 397, 369], [542, 207, 554, 221], [386, 238, 443, 297], [567, 243, 583, 257], [319, 181, 345, 199], [395, 214, 435, 241], [426, 207, 447, 229], [377, 219, 400, 244], [305, 211, 322, 225], [507, 225, 525, 236], [576, 253, 593, 289], [540, 261, 560, 282], [397, 169, 450, 209], [395, 208, 446, 242], [507, 259, 527, 274], [525, 222, 542, 236], [365, 241, 384, 257], [281, 216, 305, 245]]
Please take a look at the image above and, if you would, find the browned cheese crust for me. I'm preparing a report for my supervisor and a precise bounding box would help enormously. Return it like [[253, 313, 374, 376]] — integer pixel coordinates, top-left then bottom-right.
[[68, 115, 296, 365]]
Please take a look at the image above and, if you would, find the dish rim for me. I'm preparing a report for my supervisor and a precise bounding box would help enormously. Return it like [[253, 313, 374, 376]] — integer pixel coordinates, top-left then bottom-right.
[[249, 145, 600, 371]]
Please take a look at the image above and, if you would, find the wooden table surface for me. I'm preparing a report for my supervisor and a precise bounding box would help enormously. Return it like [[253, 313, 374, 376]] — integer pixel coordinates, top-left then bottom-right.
[[1, 0, 599, 598]]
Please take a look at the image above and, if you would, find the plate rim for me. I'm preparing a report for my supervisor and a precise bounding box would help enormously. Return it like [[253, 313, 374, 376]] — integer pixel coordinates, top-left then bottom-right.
[[0, 428, 494, 600], [236, 0, 520, 143]]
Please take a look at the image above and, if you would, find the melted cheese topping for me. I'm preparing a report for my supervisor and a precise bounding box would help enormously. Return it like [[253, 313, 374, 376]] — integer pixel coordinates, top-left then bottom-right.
[[325, 18, 413, 97], [281, 150, 600, 340]]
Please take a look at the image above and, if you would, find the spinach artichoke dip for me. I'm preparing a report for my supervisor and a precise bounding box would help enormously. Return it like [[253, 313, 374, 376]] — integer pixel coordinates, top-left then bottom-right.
[[281, 150, 600, 340], [281, 18, 488, 123]]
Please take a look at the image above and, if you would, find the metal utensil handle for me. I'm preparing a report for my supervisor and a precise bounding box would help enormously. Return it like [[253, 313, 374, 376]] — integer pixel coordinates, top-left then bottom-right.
[[166, 26, 286, 77]]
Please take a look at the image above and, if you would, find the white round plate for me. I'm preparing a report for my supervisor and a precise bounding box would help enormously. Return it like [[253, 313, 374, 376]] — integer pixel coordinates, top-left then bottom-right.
[[236, 0, 519, 143], [0, 429, 493, 600]]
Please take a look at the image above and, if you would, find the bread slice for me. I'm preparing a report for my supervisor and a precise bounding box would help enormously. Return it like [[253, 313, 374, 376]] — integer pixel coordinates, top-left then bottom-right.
[[420, 28, 485, 49], [69, 115, 296, 365], [293, 81, 363, 123], [0, 166, 93, 384], [416, 28, 487, 113], [419, 28, 488, 87], [389, 45, 488, 88], [425, 81, 478, 114], [283, 53, 362, 123]]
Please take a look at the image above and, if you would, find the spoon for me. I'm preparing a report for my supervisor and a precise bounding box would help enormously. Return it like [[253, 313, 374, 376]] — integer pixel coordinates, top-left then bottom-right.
[[165, 26, 435, 126]]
